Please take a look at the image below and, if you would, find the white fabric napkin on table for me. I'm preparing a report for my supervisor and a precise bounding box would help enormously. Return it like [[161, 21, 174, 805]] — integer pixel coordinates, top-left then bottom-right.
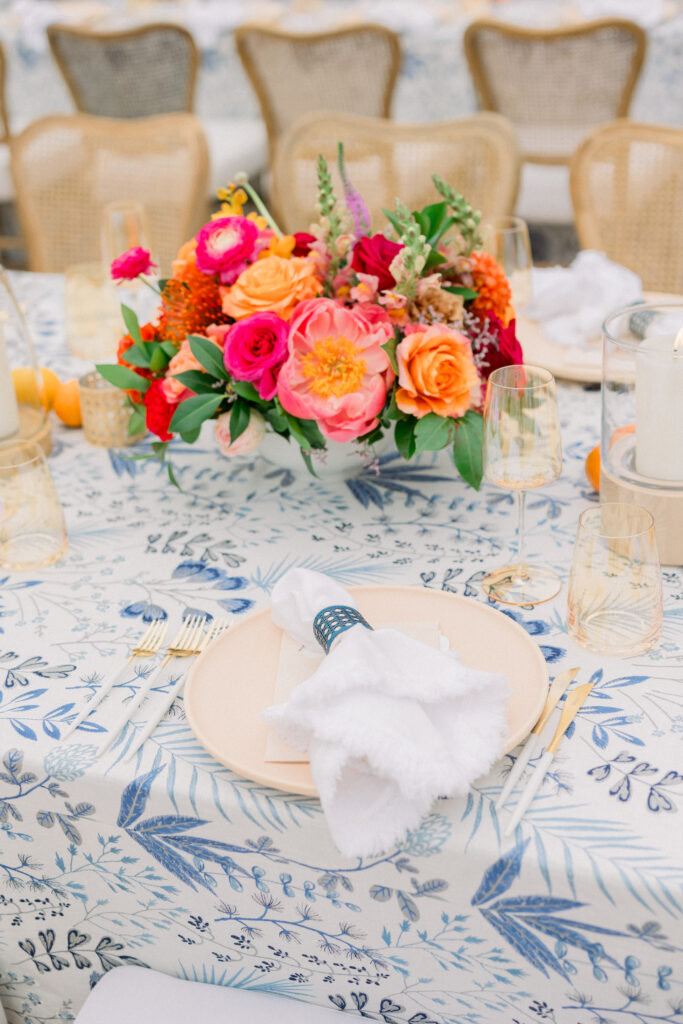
[[525, 250, 642, 349], [262, 569, 508, 858]]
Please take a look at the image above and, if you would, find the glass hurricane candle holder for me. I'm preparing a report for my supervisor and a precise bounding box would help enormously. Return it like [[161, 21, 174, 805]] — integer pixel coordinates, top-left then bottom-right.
[[601, 302, 683, 565], [0, 265, 51, 455]]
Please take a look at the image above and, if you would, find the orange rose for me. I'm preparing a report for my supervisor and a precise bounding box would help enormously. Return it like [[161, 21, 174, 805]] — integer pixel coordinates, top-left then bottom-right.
[[221, 254, 321, 321], [395, 324, 479, 419]]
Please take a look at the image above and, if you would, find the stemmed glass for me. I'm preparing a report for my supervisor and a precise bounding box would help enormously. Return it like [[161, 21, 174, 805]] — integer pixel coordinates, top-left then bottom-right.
[[482, 215, 533, 310], [482, 364, 562, 605]]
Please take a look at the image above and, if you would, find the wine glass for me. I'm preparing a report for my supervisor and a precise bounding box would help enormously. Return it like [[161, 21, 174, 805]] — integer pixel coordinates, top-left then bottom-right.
[[482, 215, 533, 310], [100, 200, 152, 268], [482, 364, 562, 605]]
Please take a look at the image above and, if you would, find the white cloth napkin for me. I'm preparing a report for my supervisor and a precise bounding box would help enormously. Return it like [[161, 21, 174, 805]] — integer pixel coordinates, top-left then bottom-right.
[[262, 569, 508, 858], [525, 250, 642, 348]]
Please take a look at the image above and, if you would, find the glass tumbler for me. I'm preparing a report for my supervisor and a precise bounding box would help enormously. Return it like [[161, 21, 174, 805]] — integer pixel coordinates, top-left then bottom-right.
[[0, 442, 68, 570], [482, 215, 533, 310], [567, 502, 662, 657]]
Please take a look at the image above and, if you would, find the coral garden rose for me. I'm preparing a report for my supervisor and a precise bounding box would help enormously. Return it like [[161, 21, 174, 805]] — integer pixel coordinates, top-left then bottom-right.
[[215, 408, 266, 457], [395, 323, 479, 419], [223, 312, 289, 401], [221, 254, 321, 322], [143, 379, 178, 441], [351, 234, 403, 292], [111, 246, 156, 282], [195, 216, 259, 285], [277, 298, 395, 443], [161, 335, 222, 403]]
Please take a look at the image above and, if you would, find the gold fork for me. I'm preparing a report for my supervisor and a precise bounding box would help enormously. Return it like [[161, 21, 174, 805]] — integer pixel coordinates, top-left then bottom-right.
[[122, 617, 231, 762], [62, 620, 168, 741], [95, 617, 205, 756]]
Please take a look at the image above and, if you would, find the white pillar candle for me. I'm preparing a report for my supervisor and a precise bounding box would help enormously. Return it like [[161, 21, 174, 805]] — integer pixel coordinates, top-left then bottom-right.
[[0, 324, 20, 441], [635, 330, 683, 482]]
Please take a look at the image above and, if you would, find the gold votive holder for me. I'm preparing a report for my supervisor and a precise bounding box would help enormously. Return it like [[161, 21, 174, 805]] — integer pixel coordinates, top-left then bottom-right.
[[78, 371, 146, 448]]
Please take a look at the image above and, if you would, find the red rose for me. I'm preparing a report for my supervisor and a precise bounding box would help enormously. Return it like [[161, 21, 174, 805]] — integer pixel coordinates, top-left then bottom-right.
[[351, 234, 403, 292], [474, 311, 523, 381], [143, 379, 177, 441], [292, 232, 315, 257]]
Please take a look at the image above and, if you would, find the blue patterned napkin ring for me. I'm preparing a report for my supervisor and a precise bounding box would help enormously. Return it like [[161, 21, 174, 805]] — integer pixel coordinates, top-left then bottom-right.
[[313, 605, 373, 654]]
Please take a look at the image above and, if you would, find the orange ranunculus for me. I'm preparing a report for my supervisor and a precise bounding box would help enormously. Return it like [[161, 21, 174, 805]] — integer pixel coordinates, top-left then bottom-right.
[[395, 324, 479, 419], [469, 250, 514, 326], [221, 254, 321, 321]]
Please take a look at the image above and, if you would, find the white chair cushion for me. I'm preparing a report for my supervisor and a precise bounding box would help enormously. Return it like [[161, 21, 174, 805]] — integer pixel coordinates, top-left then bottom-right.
[[75, 966, 340, 1024], [202, 118, 268, 196], [515, 162, 574, 226]]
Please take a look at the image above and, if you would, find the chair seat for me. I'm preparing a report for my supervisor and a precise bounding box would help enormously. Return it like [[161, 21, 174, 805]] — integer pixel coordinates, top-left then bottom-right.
[[74, 966, 340, 1024], [203, 118, 268, 196]]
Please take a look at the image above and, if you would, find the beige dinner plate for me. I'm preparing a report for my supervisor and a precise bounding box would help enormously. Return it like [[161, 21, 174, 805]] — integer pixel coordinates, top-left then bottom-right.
[[518, 290, 680, 384], [184, 586, 548, 797]]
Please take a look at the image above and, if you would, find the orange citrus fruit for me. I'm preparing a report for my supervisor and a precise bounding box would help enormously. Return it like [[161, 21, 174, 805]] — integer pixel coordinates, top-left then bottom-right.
[[11, 365, 61, 410], [585, 445, 600, 492], [53, 378, 82, 427]]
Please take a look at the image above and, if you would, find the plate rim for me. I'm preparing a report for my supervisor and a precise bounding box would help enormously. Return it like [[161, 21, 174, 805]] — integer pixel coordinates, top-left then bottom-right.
[[185, 585, 549, 796]]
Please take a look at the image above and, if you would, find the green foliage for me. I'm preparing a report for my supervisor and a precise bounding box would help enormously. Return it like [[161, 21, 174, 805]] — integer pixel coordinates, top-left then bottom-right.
[[382, 200, 430, 298], [431, 175, 483, 254], [231, 380, 269, 406], [452, 409, 484, 490], [229, 398, 251, 443], [394, 419, 416, 460], [171, 369, 220, 395], [188, 335, 228, 379], [121, 304, 142, 346], [168, 393, 223, 434], [414, 413, 453, 454], [316, 154, 347, 285], [96, 363, 150, 394], [381, 334, 398, 374]]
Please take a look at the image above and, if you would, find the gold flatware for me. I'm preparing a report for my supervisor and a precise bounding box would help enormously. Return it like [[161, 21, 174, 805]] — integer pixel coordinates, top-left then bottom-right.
[[504, 680, 594, 835], [62, 620, 167, 740]]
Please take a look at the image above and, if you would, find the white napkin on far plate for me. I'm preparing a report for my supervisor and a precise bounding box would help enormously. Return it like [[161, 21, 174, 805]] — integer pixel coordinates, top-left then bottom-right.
[[525, 250, 642, 349], [262, 569, 508, 858]]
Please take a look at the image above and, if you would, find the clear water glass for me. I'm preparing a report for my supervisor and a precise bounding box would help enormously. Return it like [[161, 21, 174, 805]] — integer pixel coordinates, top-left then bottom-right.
[[483, 215, 533, 310], [0, 442, 68, 570]]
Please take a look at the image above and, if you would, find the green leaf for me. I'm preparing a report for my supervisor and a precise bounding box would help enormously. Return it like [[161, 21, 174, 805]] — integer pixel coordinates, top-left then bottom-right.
[[452, 410, 484, 490], [424, 249, 448, 272], [442, 285, 479, 301], [381, 335, 398, 374], [229, 399, 251, 443], [382, 392, 402, 422], [120, 344, 151, 369], [171, 370, 220, 395], [179, 425, 201, 444], [381, 208, 404, 237], [188, 335, 228, 380], [231, 380, 269, 406], [297, 417, 326, 450], [395, 419, 416, 460], [160, 341, 179, 357], [265, 404, 289, 435], [95, 363, 150, 394], [121, 304, 142, 346], [169, 393, 223, 434], [149, 346, 171, 372], [299, 448, 318, 478], [127, 409, 145, 436], [151, 441, 168, 462], [167, 461, 182, 490], [414, 412, 453, 454]]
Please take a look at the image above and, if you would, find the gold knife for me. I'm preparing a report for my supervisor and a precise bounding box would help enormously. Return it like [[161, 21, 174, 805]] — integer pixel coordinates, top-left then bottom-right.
[[503, 681, 594, 835]]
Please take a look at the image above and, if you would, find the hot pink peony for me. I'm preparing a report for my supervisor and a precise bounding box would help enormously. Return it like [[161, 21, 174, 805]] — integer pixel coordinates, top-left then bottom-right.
[[110, 246, 156, 282], [195, 216, 259, 285], [277, 298, 395, 443], [223, 312, 289, 401]]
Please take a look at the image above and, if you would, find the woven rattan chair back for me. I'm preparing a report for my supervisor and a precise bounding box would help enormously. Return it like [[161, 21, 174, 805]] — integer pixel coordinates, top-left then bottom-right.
[[10, 113, 209, 274], [235, 23, 401, 165], [47, 22, 198, 117], [273, 111, 520, 235], [464, 18, 646, 164], [571, 120, 683, 293]]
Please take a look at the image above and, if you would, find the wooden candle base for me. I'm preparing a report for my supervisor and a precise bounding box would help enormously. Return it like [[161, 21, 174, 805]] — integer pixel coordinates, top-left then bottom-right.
[[600, 463, 683, 566]]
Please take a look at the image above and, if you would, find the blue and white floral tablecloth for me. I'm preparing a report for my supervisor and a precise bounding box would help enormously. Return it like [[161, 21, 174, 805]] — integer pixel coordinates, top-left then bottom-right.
[[1, 273, 682, 1024]]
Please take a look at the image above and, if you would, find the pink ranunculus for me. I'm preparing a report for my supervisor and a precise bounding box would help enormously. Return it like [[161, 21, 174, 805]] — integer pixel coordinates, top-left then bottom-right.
[[215, 408, 266, 457], [277, 298, 395, 443], [223, 312, 289, 401], [195, 216, 259, 285], [110, 246, 156, 282]]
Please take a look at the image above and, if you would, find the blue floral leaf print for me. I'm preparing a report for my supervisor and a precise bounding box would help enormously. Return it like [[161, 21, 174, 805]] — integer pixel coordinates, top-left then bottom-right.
[[491, 896, 584, 914], [657, 965, 673, 990], [410, 878, 448, 897], [396, 890, 419, 921], [471, 840, 529, 906], [648, 788, 674, 812], [117, 766, 164, 828], [212, 576, 248, 591], [609, 775, 631, 802], [328, 995, 346, 1011], [9, 720, 36, 741], [132, 814, 210, 836], [36, 811, 55, 828], [172, 561, 221, 582], [480, 908, 564, 979], [592, 724, 609, 749], [121, 601, 147, 618], [131, 829, 216, 893], [370, 885, 393, 902], [2, 748, 23, 782], [121, 602, 167, 622], [540, 646, 565, 663], [218, 598, 254, 614]]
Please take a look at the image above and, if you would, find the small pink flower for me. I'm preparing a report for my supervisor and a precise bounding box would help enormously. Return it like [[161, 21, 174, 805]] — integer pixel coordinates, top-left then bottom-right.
[[215, 408, 266, 457], [195, 216, 259, 285], [350, 272, 379, 304], [277, 298, 395, 443], [223, 312, 289, 401], [110, 246, 156, 282]]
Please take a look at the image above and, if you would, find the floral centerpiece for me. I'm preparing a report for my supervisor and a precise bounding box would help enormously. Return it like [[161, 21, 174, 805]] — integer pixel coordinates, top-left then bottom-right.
[[97, 148, 522, 488]]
